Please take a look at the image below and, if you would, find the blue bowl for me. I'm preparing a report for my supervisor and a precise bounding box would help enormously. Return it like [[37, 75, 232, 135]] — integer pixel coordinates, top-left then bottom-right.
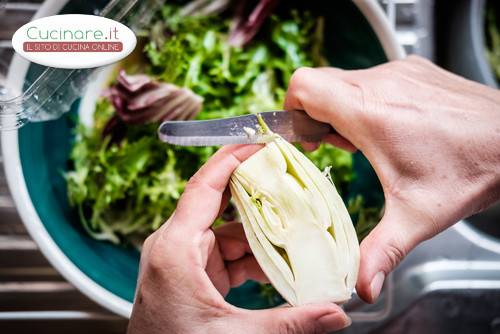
[[3, 0, 392, 316]]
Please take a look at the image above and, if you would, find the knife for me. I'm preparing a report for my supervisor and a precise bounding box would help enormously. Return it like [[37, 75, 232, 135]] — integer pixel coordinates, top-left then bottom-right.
[[158, 110, 335, 146]]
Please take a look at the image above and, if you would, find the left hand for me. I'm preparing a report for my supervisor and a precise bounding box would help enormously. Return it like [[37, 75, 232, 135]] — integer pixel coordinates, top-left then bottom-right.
[[128, 145, 351, 334]]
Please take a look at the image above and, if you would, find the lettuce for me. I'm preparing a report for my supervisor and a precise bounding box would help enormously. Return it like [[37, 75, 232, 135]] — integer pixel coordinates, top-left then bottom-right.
[[67, 3, 375, 249]]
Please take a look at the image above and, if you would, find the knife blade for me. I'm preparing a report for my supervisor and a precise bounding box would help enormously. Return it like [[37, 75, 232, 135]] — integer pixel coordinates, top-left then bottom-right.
[[158, 110, 334, 146]]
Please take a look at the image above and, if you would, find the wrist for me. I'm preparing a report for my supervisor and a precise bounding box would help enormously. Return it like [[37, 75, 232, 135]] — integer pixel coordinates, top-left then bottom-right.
[[479, 165, 500, 213], [446, 100, 500, 220], [472, 122, 500, 214], [487, 113, 500, 205]]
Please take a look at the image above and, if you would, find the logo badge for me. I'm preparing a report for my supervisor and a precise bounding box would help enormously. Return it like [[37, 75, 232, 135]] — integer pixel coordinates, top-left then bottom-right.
[[12, 14, 137, 69]]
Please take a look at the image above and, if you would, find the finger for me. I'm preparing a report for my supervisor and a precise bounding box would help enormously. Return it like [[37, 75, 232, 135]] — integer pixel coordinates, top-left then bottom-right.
[[213, 221, 247, 238], [284, 67, 362, 139], [227, 255, 269, 287], [172, 144, 262, 233], [322, 134, 358, 153], [355, 203, 430, 303], [246, 303, 351, 333], [217, 187, 231, 218], [205, 237, 231, 296], [301, 142, 320, 152], [214, 222, 252, 261]]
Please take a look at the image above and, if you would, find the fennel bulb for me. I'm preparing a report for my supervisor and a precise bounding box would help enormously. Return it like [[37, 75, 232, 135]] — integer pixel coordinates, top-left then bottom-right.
[[230, 132, 360, 305]]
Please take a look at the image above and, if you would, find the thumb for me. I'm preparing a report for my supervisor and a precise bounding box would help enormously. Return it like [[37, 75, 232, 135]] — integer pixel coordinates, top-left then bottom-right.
[[250, 303, 351, 334], [356, 203, 429, 304]]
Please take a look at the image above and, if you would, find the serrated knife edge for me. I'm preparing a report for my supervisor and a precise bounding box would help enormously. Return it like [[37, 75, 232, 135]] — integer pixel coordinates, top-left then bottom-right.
[[158, 111, 334, 146]]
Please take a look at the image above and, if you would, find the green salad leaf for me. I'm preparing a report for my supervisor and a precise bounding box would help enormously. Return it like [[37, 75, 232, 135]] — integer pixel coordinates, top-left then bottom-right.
[[67, 99, 190, 244], [145, 8, 317, 119]]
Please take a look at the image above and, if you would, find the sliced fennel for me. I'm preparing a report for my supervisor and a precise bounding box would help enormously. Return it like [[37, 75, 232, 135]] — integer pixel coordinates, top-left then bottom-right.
[[229, 125, 360, 305]]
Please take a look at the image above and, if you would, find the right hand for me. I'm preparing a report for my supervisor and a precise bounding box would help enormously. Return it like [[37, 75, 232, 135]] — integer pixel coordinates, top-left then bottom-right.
[[284, 55, 500, 304]]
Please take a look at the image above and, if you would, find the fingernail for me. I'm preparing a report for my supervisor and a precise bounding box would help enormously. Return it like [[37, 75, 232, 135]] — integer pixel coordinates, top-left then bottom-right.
[[370, 271, 385, 302], [318, 313, 352, 332]]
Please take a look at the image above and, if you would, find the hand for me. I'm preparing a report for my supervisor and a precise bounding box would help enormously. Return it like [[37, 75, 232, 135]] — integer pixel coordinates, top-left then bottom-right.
[[128, 145, 351, 334], [284, 55, 500, 304]]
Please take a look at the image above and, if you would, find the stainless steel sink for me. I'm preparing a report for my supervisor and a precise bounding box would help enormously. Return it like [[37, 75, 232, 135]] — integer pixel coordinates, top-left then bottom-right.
[[468, 204, 500, 240], [342, 216, 500, 333]]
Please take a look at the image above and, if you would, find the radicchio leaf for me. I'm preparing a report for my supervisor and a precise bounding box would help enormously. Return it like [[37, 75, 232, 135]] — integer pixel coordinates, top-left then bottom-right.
[[228, 0, 279, 47], [102, 70, 203, 142]]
